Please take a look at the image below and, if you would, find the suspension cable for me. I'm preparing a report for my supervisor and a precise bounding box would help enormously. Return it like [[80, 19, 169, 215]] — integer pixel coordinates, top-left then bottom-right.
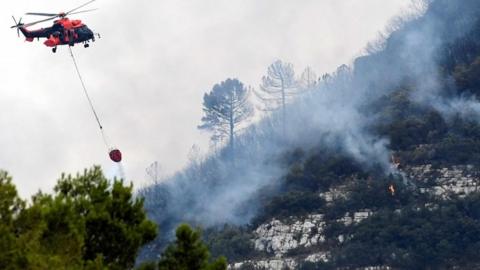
[[68, 46, 110, 149]]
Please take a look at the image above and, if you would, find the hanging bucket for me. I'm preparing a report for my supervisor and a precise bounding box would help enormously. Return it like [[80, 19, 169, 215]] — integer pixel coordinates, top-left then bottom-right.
[[109, 149, 122, 163]]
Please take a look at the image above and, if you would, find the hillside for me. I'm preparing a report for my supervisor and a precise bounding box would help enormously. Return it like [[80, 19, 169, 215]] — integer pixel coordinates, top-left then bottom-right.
[[139, 0, 480, 269]]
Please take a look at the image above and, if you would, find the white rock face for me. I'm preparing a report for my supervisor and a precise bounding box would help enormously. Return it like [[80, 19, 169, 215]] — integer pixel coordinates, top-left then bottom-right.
[[253, 214, 325, 257], [230, 165, 480, 270], [339, 209, 373, 225], [320, 185, 348, 204], [241, 211, 373, 269], [229, 252, 331, 270], [406, 165, 480, 197], [305, 252, 329, 263], [231, 259, 297, 270]]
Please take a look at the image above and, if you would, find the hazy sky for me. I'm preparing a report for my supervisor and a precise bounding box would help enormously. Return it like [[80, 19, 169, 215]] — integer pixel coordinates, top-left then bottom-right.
[[1, 0, 413, 198]]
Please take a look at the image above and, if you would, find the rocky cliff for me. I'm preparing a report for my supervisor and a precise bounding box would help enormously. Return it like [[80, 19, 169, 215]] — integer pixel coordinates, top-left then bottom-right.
[[229, 164, 480, 269]]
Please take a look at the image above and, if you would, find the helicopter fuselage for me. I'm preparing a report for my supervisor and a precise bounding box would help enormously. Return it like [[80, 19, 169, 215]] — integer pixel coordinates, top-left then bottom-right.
[[19, 18, 95, 51]]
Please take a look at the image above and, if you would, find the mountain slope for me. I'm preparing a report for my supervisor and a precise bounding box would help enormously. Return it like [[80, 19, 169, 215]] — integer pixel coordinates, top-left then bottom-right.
[[140, 1, 480, 269]]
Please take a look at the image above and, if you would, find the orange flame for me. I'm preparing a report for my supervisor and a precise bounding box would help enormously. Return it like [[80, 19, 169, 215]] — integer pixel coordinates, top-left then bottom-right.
[[388, 184, 395, 196]]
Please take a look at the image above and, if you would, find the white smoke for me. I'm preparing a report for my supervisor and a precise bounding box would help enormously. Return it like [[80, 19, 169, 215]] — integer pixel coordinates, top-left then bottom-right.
[[139, 0, 480, 259]]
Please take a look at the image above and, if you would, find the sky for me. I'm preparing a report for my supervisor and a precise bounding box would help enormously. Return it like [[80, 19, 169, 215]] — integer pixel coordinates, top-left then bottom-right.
[[1, 0, 413, 198]]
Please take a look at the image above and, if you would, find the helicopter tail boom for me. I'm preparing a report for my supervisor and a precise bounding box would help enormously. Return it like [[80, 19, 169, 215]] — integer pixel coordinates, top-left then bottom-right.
[[18, 27, 33, 40], [11, 16, 39, 40]]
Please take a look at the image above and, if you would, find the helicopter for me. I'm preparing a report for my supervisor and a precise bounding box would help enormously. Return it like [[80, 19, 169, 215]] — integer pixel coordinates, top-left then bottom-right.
[[11, 0, 99, 53]]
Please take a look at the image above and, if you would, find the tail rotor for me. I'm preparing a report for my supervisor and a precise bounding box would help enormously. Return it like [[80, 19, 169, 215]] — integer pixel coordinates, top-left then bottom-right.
[[11, 16, 24, 37]]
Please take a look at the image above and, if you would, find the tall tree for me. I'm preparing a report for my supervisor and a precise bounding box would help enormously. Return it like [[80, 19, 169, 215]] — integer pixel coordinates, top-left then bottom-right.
[[0, 171, 24, 269], [54, 167, 158, 269], [198, 78, 253, 158], [158, 224, 227, 270], [255, 60, 297, 134], [0, 166, 158, 270], [298, 66, 318, 91]]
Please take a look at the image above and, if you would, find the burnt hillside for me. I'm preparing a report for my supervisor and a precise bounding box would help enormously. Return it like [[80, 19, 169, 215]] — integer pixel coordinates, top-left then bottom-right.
[[141, 1, 480, 269]]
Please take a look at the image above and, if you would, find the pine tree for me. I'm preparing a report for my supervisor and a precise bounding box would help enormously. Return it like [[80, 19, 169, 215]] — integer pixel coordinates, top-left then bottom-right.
[[199, 78, 254, 158], [0, 171, 24, 269], [298, 66, 318, 91], [55, 167, 158, 269], [158, 224, 227, 270], [255, 60, 298, 134], [0, 166, 157, 269]]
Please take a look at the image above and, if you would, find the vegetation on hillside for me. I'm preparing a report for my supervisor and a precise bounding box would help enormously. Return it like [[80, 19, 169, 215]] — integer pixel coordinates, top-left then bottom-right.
[[204, 1, 480, 269]]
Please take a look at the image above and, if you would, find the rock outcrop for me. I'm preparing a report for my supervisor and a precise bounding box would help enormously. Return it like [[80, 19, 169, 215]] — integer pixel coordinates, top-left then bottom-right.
[[254, 214, 325, 257], [405, 165, 480, 197], [229, 164, 480, 270]]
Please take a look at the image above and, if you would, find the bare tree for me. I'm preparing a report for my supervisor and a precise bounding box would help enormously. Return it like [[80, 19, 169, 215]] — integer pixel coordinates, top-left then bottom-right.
[[298, 66, 318, 91], [145, 161, 162, 184], [365, 0, 430, 55], [334, 64, 352, 86], [199, 78, 254, 158], [255, 60, 298, 134]]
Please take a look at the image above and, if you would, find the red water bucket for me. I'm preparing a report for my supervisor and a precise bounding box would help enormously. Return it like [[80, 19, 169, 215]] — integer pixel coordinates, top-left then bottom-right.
[[109, 149, 122, 163]]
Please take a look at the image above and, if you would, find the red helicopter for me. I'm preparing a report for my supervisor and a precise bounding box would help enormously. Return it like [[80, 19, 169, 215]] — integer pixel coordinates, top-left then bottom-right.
[[11, 0, 99, 53]]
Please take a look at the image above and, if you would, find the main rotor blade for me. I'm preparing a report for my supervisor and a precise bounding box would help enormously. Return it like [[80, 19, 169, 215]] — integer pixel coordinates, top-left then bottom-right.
[[25, 12, 59, 17], [68, 8, 98, 16], [22, 16, 58, 28], [66, 0, 96, 16], [18, 0, 97, 28]]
